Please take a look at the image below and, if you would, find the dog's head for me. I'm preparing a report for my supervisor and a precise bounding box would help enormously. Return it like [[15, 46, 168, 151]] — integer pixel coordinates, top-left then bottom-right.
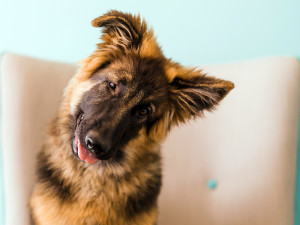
[[64, 11, 234, 164]]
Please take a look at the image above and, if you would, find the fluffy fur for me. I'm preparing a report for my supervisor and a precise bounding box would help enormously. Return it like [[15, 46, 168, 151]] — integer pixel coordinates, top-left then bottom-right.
[[29, 10, 234, 225]]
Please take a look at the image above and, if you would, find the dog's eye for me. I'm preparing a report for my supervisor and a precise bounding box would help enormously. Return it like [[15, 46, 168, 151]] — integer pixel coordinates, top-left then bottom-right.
[[138, 106, 151, 116], [109, 82, 117, 90]]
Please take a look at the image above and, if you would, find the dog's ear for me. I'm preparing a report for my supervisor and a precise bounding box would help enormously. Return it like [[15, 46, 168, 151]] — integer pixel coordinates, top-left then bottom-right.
[[167, 63, 234, 123], [92, 10, 146, 49]]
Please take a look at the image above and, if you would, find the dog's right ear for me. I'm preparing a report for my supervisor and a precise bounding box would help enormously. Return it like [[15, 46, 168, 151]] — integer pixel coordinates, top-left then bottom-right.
[[92, 10, 146, 49]]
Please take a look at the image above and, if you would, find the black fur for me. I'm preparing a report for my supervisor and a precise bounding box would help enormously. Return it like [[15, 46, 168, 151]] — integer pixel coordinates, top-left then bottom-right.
[[126, 173, 162, 217], [36, 151, 73, 202]]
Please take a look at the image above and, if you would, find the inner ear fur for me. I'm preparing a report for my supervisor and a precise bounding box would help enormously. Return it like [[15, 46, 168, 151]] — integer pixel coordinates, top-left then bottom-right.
[[168, 65, 234, 124], [92, 10, 147, 49]]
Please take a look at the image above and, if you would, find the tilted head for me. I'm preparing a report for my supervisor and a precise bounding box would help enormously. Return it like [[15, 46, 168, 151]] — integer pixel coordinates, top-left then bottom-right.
[[62, 10, 234, 164]]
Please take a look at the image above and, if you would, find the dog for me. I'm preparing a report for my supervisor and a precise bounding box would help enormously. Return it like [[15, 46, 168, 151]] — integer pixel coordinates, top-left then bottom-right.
[[29, 10, 234, 225]]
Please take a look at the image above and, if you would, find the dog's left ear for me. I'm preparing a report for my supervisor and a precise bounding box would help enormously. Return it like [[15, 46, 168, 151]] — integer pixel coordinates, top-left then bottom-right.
[[167, 64, 234, 123], [92, 10, 146, 49]]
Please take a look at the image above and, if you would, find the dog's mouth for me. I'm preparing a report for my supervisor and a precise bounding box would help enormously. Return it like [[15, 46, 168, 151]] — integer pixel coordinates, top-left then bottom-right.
[[73, 136, 99, 164], [72, 113, 100, 164]]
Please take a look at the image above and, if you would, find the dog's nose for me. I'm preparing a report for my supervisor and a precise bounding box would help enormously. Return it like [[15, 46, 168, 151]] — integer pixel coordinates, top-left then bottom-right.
[[85, 130, 110, 156]]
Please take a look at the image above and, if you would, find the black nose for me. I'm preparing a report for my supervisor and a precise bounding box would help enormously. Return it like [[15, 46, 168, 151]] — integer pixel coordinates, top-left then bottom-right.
[[85, 131, 109, 156]]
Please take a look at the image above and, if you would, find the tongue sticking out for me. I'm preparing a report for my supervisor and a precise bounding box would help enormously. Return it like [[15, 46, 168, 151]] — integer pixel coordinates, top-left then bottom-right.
[[77, 140, 99, 164]]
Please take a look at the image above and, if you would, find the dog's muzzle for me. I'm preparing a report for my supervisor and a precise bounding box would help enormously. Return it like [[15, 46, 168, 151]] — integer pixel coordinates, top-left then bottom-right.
[[72, 113, 115, 164]]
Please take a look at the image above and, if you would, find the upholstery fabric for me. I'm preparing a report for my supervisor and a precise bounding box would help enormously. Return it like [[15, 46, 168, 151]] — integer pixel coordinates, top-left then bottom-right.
[[158, 57, 300, 225], [1, 53, 77, 225], [1, 53, 299, 225]]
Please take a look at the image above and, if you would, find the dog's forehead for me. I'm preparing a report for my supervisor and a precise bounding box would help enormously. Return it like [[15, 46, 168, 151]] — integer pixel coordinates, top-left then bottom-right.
[[106, 55, 167, 87]]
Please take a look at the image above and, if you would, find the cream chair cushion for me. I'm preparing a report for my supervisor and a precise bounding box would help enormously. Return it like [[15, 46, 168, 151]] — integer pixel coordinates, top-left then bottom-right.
[[158, 57, 300, 225], [1, 53, 299, 225], [1, 53, 77, 225]]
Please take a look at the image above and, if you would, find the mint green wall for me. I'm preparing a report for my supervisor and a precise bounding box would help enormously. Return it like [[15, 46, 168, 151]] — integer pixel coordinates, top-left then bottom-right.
[[0, 0, 299, 224], [1, 0, 299, 65]]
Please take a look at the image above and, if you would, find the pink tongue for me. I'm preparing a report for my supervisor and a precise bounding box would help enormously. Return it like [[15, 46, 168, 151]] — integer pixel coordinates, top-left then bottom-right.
[[78, 141, 99, 164]]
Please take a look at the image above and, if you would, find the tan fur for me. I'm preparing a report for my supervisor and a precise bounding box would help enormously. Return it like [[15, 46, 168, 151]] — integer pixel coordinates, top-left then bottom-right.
[[29, 10, 234, 225]]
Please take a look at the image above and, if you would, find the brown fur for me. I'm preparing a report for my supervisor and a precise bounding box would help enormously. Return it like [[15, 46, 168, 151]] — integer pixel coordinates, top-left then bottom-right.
[[29, 10, 234, 225]]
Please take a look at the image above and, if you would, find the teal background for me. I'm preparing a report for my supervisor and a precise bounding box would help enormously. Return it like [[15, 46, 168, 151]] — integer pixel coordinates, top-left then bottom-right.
[[0, 0, 299, 224]]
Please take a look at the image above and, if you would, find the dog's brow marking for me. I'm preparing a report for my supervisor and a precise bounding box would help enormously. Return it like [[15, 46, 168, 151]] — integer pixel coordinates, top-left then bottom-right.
[[102, 70, 132, 84], [90, 73, 108, 82], [119, 71, 133, 81], [107, 71, 119, 81]]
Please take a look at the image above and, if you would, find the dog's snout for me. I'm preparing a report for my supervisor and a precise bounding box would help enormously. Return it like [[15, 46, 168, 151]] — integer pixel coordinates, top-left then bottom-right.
[[85, 130, 110, 156]]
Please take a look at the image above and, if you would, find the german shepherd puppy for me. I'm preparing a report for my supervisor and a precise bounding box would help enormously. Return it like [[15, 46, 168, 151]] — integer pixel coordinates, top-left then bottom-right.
[[29, 10, 234, 225]]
